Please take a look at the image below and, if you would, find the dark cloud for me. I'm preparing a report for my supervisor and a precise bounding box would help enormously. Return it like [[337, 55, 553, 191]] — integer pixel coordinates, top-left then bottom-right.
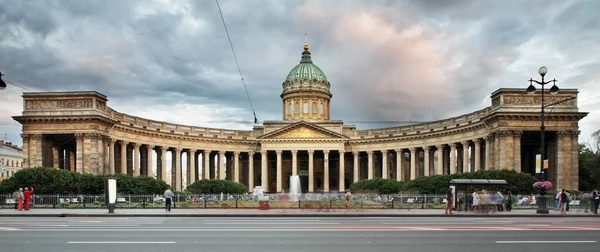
[[0, 0, 599, 146]]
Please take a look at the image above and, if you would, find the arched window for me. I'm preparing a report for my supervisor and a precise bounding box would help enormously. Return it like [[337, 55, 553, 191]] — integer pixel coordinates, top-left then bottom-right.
[[295, 102, 300, 114], [303, 102, 308, 113], [312, 102, 317, 114], [320, 104, 324, 115], [287, 103, 292, 115]]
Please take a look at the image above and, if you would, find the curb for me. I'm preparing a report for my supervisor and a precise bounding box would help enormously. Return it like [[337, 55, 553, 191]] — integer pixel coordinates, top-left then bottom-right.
[[0, 213, 596, 218]]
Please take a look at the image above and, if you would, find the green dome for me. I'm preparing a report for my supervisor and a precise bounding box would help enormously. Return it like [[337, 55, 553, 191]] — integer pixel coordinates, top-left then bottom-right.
[[285, 50, 328, 82]]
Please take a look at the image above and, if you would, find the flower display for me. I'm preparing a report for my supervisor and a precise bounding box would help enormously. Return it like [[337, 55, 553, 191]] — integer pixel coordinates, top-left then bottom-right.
[[533, 181, 553, 190]]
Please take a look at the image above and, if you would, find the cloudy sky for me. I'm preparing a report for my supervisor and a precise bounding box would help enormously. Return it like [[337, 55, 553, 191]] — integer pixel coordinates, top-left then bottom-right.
[[1, 0, 599, 148]]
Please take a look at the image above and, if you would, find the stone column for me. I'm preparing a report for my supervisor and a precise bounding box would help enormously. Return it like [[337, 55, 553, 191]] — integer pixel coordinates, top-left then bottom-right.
[[449, 143, 457, 174], [52, 147, 59, 169], [133, 143, 140, 176], [69, 151, 75, 172], [474, 139, 481, 172], [339, 150, 345, 192], [512, 131, 522, 172], [119, 141, 128, 175], [159, 147, 167, 183], [190, 150, 197, 184], [29, 134, 42, 168], [276, 150, 282, 192], [571, 131, 580, 189], [233, 151, 240, 183], [75, 133, 84, 173], [108, 139, 115, 174], [204, 151, 210, 180], [261, 150, 268, 191], [381, 150, 388, 179], [495, 131, 502, 170], [323, 150, 330, 192], [367, 151, 373, 179], [20, 134, 30, 168], [395, 149, 402, 181], [435, 145, 443, 175], [291, 150, 298, 176], [173, 148, 181, 191], [556, 131, 569, 190], [248, 152, 254, 191], [219, 151, 226, 180], [423, 146, 430, 177], [308, 150, 314, 192], [410, 147, 416, 180], [353, 151, 359, 183], [462, 141, 469, 173], [146, 145, 154, 177], [485, 135, 493, 170], [96, 135, 105, 174]]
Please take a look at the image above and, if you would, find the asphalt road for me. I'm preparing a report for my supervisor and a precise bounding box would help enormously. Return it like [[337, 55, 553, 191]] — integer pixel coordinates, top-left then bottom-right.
[[1, 216, 599, 252]]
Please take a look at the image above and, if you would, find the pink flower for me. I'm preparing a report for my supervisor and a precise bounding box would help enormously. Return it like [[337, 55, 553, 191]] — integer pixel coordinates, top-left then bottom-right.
[[533, 181, 553, 189]]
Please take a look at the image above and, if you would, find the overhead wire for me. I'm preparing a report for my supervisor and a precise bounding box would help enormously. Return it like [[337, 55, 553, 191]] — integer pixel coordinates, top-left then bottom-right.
[[215, 0, 258, 124]]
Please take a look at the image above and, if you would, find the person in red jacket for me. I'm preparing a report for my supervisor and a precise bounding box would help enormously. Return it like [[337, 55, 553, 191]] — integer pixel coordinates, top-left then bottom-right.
[[23, 187, 33, 211]]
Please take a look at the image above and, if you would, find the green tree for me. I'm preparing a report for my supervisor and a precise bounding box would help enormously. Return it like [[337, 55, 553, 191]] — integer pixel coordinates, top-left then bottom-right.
[[579, 144, 600, 191], [349, 178, 405, 194], [186, 179, 247, 194]]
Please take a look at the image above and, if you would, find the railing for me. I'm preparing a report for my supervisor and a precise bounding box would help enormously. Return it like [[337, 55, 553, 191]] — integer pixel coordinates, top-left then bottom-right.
[[0, 193, 593, 211]]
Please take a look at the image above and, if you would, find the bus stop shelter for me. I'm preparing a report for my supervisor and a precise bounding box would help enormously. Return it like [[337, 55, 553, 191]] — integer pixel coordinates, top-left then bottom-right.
[[449, 179, 508, 211]]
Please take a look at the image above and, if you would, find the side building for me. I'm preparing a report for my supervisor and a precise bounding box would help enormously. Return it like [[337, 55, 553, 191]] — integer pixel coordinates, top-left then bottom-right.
[[12, 43, 587, 192], [0, 140, 24, 180]]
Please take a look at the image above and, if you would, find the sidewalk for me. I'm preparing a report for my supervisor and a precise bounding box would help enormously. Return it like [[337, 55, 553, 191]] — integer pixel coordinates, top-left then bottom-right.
[[0, 208, 598, 217]]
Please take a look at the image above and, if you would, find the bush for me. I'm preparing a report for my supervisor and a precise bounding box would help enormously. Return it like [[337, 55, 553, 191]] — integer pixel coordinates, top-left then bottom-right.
[[349, 178, 405, 194], [185, 179, 248, 194], [406, 169, 537, 194], [0, 167, 169, 195]]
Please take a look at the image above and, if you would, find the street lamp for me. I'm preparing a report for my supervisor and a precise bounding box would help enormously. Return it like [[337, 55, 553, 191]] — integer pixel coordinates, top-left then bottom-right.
[[526, 66, 559, 214], [0, 72, 7, 90]]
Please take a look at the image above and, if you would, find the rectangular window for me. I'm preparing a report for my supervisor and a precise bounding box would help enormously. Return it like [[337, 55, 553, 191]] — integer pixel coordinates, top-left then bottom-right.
[[320, 104, 324, 115], [303, 102, 309, 113], [312, 103, 317, 114], [295, 103, 300, 114], [287, 104, 292, 115]]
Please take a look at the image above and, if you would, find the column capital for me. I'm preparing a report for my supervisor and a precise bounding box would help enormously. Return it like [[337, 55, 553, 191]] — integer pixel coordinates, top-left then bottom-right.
[[173, 148, 181, 153], [158, 146, 168, 151], [21, 133, 30, 140], [233, 151, 240, 155], [513, 130, 523, 138], [571, 130, 581, 138], [218, 150, 225, 154], [557, 131, 569, 137], [118, 140, 129, 145], [461, 140, 469, 146], [422, 146, 429, 151], [366, 150, 373, 155], [74, 133, 83, 141], [132, 142, 141, 148], [473, 138, 481, 146], [353, 151, 360, 155], [248, 151, 255, 156], [395, 149, 402, 153], [260, 150, 268, 154], [291, 149, 298, 154], [147, 145, 155, 149], [275, 150, 282, 154], [408, 147, 416, 152], [86, 133, 99, 140], [449, 143, 457, 148], [308, 150, 314, 154], [323, 150, 330, 155], [339, 150, 345, 154], [436, 144, 444, 149]]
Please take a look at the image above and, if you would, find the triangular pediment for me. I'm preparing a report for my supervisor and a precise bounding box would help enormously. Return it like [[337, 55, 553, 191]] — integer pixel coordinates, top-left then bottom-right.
[[259, 121, 346, 140]]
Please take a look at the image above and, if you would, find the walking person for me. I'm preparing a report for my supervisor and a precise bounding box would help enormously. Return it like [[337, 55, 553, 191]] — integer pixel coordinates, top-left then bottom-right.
[[444, 188, 454, 214], [345, 190, 352, 209], [164, 187, 174, 212], [23, 187, 33, 211], [12, 189, 18, 210], [17, 188, 24, 211], [505, 191, 513, 211], [472, 189, 480, 214], [592, 189, 600, 214], [560, 189, 568, 214]]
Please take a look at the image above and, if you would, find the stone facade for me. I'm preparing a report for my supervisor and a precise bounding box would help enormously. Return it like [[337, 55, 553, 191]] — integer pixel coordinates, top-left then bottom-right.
[[12, 88, 587, 192]]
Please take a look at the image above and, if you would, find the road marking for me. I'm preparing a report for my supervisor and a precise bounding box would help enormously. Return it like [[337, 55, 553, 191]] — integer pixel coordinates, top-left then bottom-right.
[[496, 241, 597, 244], [205, 222, 339, 225], [0, 227, 21, 231], [68, 241, 175, 244]]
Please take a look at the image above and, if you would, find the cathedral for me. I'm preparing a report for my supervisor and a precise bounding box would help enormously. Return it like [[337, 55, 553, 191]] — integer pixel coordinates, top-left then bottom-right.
[[13, 42, 587, 192]]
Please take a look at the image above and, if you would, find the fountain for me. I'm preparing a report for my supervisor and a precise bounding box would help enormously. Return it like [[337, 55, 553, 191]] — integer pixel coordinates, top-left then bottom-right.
[[289, 175, 301, 201]]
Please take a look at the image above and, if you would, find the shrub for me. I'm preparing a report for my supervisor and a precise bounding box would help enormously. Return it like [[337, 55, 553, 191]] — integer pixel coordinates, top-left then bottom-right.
[[0, 167, 169, 195], [406, 169, 537, 194], [186, 179, 248, 194], [349, 178, 405, 194]]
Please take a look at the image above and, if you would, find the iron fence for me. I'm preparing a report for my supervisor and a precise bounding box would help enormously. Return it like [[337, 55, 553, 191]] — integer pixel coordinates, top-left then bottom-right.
[[0, 192, 593, 211]]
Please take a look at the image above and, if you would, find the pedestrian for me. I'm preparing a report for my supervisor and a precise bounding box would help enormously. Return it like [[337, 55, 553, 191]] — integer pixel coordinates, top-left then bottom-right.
[[560, 189, 568, 214], [554, 192, 561, 211], [23, 187, 34, 211], [164, 187, 174, 212], [17, 188, 24, 211], [592, 189, 599, 214], [472, 189, 480, 214], [12, 189, 18, 210], [444, 188, 453, 214], [345, 190, 352, 209], [506, 191, 513, 211]]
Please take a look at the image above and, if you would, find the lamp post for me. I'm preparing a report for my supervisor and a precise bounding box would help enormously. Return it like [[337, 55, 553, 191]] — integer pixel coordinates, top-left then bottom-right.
[[0, 72, 7, 90], [526, 66, 559, 214]]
